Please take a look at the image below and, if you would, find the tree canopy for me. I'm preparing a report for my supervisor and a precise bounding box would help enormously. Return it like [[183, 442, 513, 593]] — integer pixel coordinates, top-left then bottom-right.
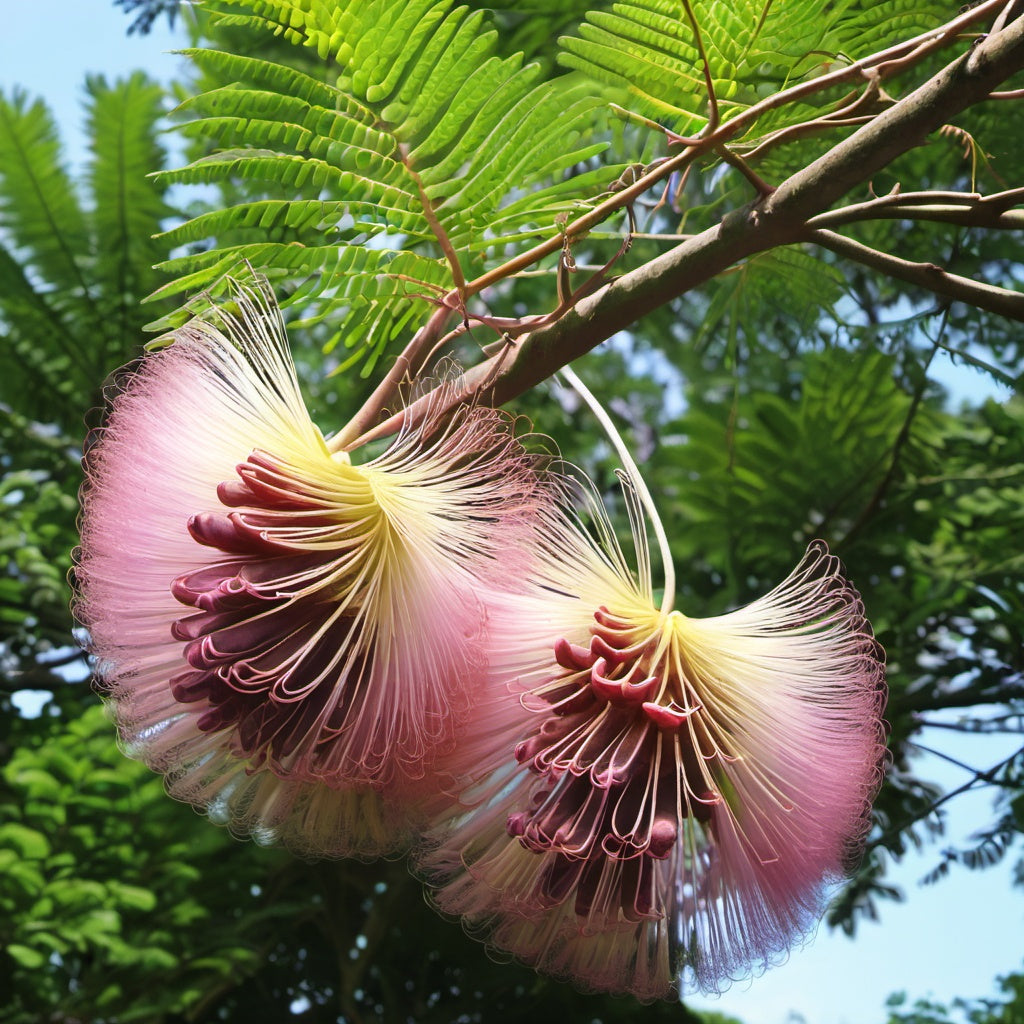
[[1, 1, 1023, 1020]]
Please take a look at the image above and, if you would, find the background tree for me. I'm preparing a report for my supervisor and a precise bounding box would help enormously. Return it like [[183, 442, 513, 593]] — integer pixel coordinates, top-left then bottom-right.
[[886, 962, 1024, 1024], [0, 72, 172, 701], [1, 0, 1022, 1020]]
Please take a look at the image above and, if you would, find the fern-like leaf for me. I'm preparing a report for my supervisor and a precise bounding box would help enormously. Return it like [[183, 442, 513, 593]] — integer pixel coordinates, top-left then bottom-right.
[[558, 0, 949, 139], [156, 0, 621, 369], [662, 346, 915, 574], [0, 77, 174, 428], [0, 89, 92, 310], [690, 245, 845, 352], [85, 72, 175, 337], [0, 244, 89, 425]]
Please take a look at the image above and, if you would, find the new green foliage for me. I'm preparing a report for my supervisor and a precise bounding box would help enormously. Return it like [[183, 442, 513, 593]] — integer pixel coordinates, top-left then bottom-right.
[[560, 0, 950, 137], [155, 0, 620, 370]]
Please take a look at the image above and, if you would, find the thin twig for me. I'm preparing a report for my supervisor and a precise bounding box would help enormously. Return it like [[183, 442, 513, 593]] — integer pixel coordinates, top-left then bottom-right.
[[681, 0, 720, 132], [807, 228, 1024, 321], [740, 79, 886, 163], [807, 186, 1024, 230], [908, 741, 985, 776], [866, 745, 1023, 854], [893, 682, 1024, 716], [917, 715, 1024, 733], [715, 144, 776, 197]]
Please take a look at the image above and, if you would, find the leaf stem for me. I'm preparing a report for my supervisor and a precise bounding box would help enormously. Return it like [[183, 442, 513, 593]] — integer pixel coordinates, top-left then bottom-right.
[[399, 143, 466, 297], [681, 0, 720, 133]]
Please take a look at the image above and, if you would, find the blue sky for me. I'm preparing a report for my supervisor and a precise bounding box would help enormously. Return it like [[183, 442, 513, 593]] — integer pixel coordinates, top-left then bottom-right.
[[1, 4, 185, 164], [2, 4, 1021, 1023]]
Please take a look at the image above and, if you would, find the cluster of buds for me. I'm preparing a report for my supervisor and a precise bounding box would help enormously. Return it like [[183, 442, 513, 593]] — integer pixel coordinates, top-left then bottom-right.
[[74, 281, 887, 999]]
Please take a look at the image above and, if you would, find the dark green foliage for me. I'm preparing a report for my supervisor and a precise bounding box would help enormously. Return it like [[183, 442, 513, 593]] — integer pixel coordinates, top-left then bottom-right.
[[0, 74, 175, 693], [0, 704, 290, 1022]]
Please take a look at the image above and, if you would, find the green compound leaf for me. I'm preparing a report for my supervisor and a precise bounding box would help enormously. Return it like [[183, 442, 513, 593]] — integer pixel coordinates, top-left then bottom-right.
[[558, 0, 950, 139], [156, 0, 619, 372]]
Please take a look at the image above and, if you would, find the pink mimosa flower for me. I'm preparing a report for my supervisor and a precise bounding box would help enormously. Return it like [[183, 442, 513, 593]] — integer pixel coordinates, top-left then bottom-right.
[[74, 278, 547, 858], [418, 372, 887, 999]]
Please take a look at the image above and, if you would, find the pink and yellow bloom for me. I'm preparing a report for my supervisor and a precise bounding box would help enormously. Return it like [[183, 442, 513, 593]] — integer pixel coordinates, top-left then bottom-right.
[[74, 279, 547, 858], [418, 377, 887, 999], [75, 281, 886, 996]]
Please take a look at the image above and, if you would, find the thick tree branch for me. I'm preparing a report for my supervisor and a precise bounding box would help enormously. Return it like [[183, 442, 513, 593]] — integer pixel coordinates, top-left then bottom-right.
[[347, 6, 1024, 446], [465, 8, 1024, 410]]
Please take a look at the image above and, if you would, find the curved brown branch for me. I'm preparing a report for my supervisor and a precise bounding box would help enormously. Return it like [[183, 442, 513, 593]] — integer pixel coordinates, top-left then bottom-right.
[[330, 303, 456, 450], [807, 187, 1024, 229], [459, 7, 1024, 411], [807, 227, 1024, 320], [344, 1, 1024, 444]]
